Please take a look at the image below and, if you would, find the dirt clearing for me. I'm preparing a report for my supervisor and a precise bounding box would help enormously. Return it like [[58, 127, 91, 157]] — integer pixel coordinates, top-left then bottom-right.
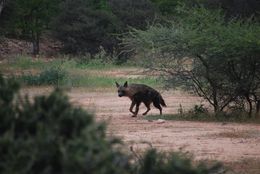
[[22, 87, 260, 172]]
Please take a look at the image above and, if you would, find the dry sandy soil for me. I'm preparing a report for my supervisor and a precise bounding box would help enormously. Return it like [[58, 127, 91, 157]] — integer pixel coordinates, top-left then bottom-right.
[[23, 87, 260, 173]]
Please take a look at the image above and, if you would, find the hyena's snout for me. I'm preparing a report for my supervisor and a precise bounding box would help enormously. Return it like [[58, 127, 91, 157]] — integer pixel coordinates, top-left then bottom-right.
[[118, 91, 124, 97]]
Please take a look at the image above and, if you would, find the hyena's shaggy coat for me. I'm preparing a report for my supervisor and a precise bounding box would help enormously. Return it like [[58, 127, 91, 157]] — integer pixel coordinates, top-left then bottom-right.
[[116, 81, 166, 117]]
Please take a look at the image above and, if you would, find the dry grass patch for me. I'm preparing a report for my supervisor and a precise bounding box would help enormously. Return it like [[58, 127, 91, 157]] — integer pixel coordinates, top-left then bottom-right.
[[0, 56, 161, 89], [213, 130, 260, 139], [225, 158, 260, 174]]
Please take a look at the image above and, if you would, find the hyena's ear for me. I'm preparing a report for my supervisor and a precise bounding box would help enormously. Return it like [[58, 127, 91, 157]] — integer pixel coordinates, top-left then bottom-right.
[[123, 81, 128, 87], [115, 82, 120, 88]]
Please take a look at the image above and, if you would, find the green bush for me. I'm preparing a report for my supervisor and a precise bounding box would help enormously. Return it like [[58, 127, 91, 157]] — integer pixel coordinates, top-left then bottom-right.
[[0, 74, 131, 174], [0, 75, 223, 174], [21, 67, 67, 86], [138, 149, 222, 174], [191, 105, 208, 115]]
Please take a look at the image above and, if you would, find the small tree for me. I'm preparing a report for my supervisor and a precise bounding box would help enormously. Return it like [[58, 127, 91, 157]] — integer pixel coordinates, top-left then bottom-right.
[[122, 6, 260, 117], [11, 0, 60, 55]]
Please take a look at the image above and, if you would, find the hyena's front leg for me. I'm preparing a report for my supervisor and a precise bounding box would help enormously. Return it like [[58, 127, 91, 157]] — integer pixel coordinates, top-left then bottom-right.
[[133, 102, 141, 117], [129, 101, 136, 115]]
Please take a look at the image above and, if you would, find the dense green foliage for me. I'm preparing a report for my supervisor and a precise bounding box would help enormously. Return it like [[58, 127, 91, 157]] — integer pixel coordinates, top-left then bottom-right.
[[51, 0, 120, 55], [1, 0, 258, 55], [122, 6, 260, 118], [51, 0, 155, 56], [0, 75, 223, 173]]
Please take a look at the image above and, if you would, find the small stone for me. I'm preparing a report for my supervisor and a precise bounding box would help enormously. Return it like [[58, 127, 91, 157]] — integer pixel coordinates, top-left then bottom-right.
[[157, 119, 166, 124]]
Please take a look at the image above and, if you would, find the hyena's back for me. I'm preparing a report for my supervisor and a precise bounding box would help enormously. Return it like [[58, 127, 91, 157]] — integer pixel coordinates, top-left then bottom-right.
[[127, 84, 157, 98], [128, 84, 166, 106]]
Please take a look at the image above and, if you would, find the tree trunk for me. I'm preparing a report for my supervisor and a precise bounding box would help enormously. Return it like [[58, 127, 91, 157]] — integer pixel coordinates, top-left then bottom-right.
[[214, 105, 220, 114], [0, 0, 6, 15], [256, 100, 260, 118], [32, 32, 40, 55], [245, 94, 253, 118], [32, 40, 39, 55]]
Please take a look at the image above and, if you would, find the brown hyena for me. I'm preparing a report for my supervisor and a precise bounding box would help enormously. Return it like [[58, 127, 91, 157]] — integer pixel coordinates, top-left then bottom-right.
[[116, 81, 166, 117]]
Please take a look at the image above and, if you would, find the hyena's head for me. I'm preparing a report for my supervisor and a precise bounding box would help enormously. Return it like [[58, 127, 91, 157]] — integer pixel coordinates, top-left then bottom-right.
[[115, 81, 128, 97]]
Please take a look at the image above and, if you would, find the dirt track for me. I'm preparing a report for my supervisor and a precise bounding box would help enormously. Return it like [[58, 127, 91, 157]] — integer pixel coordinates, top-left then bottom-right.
[[66, 89, 260, 163]]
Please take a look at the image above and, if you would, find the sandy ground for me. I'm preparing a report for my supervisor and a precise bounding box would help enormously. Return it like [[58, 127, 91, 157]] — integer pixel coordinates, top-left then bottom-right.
[[22, 87, 260, 172]]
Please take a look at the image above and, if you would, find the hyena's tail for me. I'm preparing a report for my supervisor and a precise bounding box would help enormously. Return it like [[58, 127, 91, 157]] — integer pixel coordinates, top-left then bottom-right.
[[159, 95, 167, 107]]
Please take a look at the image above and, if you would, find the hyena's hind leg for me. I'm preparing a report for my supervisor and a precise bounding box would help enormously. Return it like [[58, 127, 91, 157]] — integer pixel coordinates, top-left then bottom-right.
[[142, 102, 151, 115], [153, 100, 162, 115]]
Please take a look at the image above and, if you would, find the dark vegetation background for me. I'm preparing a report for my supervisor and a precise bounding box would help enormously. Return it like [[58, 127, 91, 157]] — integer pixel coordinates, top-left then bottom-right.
[[0, 0, 259, 56]]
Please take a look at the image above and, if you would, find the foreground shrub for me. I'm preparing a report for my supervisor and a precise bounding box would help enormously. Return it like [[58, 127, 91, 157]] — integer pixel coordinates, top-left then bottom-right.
[[0, 75, 223, 174], [0, 75, 131, 174], [138, 149, 222, 174]]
